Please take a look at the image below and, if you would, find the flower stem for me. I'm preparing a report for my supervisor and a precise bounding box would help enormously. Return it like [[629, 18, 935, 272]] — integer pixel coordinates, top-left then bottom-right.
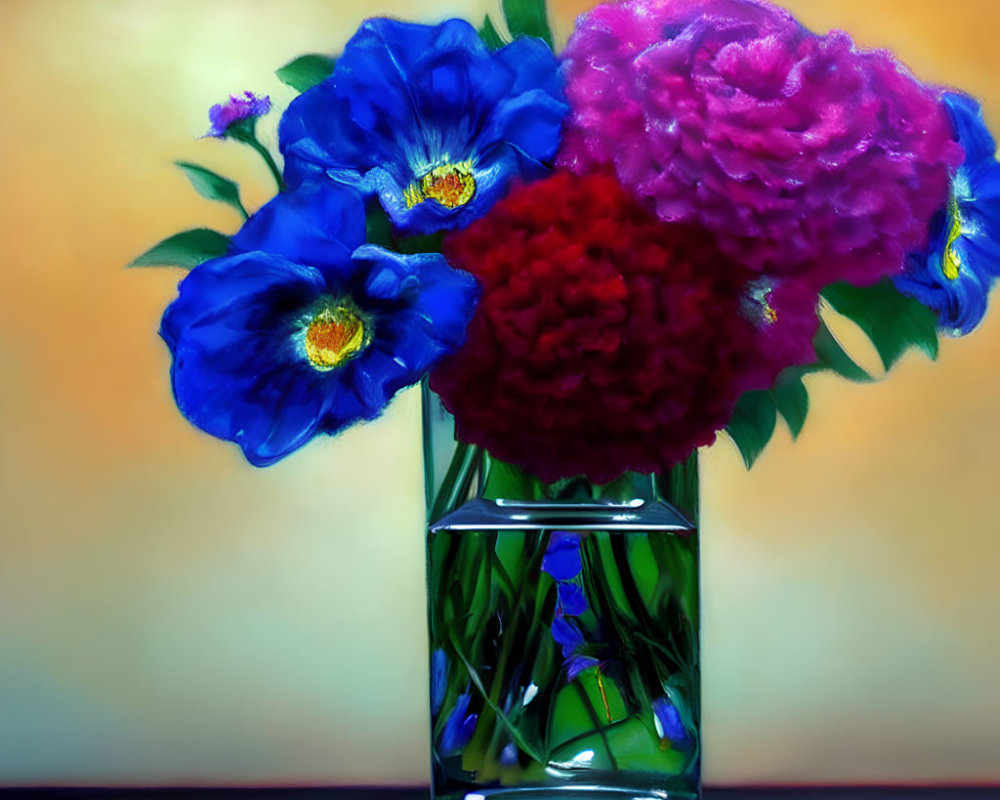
[[449, 631, 546, 764], [430, 442, 481, 523], [421, 379, 435, 512], [572, 679, 619, 771], [467, 530, 549, 766], [244, 136, 285, 192]]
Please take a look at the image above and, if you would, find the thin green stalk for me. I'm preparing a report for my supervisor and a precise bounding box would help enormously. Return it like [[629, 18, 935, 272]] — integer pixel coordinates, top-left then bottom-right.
[[548, 714, 634, 755], [243, 135, 285, 192], [466, 531, 549, 763], [490, 549, 517, 608], [581, 537, 657, 725], [450, 631, 546, 764], [571, 680, 619, 771], [430, 442, 480, 522], [421, 379, 435, 512]]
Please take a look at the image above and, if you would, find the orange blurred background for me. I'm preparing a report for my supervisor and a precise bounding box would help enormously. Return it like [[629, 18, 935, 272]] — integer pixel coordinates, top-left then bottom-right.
[[1, 0, 999, 788]]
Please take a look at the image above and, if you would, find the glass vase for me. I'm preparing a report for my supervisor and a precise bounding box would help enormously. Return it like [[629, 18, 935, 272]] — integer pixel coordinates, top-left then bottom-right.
[[424, 386, 701, 800]]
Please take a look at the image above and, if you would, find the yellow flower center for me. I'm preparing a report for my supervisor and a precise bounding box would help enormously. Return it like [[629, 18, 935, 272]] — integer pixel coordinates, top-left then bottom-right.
[[303, 301, 370, 370], [943, 196, 963, 281], [405, 161, 476, 209]]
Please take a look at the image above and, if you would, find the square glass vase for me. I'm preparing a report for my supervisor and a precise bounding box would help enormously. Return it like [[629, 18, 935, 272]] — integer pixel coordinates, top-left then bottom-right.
[[424, 387, 700, 800]]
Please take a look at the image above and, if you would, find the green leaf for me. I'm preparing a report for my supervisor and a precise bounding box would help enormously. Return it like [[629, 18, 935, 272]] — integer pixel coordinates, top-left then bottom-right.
[[175, 161, 247, 219], [726, 390, 777, 469], [770, 367, 809, 439], [275, 53, 336, 93], [127, 228, 231, 270], [822, 279, 939, 370], [501, 0, 554, 47], [365, 203, 394, 249], [483, 455, 542, 501], [478, 15, 507, 49], [396, 232, 444, 255], [807, 320, 873, 383]]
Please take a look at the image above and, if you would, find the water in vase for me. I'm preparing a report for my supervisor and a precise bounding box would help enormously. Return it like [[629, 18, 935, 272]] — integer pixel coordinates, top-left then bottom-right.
[[427, 499, 700, 800]]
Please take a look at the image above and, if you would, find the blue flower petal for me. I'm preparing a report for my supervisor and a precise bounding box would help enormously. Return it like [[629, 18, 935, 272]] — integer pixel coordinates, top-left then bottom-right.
[[355, 246, 479, 373], [499, 742, 519, 766], [551, 614, 585, 655], [557, 582, 588, 616], [439, 692, 478, 756], [566, 655, 600, 680], [399, 254, 480, 349], [944, 93, 996, 165], [652, 696, 690, 744], [430, 649, 448, 716], [497, 36, 565, 100], [355, 244, 423, 302], [316, 372, 380, 436], [486, 90, 568, 165], [279, 83, 369, 191], [231, 182, 365, 272], [543, 532, 583, 581]]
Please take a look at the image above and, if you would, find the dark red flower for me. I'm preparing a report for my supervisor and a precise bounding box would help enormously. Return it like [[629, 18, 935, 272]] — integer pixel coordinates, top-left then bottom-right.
[[430, 171, 818, 483]]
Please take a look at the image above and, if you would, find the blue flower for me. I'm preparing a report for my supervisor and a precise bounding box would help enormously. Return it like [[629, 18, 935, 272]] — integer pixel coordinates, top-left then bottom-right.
[[551, 615, 599, 679], [556, 581, 588, 616], [542, 532, 582, 581], [161, 183, 478, 466], [895, 92, 1000, 335], [652, 696, 690, 746], [439, 692, 478, 756], [278, 18, 568, 235]]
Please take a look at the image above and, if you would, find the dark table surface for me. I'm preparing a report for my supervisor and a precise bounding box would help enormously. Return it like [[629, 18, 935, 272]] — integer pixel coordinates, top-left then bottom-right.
[[1, 788, 998, 800]]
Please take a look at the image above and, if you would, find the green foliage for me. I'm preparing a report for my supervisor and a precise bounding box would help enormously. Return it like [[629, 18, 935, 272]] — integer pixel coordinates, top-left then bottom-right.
[[769, 367, 809, 440], [275, 53, 337, 93], [365, 204, 394, 249], [396, 232, 445, 255], [725, 320, 872, 469], [502, 0, 554, 47], [726, 280, 942, 469], [483, 455, 543, 501], [822, 279, 939, 370], [725, 390, 777, 469], [808, 320, 873, 382], [479, 15, 508, 49], [175, 161, 248, 219], [127, 229, 231, 270]]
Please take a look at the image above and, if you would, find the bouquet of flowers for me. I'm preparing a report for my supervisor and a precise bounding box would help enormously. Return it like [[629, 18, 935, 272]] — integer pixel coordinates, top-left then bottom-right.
[[133, 0, 1000, 795]]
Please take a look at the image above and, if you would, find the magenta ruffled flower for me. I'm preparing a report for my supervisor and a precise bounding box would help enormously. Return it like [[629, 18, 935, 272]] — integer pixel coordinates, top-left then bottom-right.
[[205, 91, 272, 138], [558, 0, 963, 289]]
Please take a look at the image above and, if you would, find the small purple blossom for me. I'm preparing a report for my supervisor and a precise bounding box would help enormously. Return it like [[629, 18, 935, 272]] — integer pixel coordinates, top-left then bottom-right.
[[558, 0, 962, 289], [205, 91, 271, 138]]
